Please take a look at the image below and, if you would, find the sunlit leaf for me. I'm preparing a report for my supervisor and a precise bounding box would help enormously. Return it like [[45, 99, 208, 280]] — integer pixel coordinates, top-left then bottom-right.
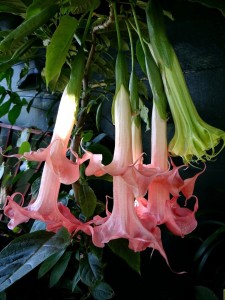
[[45, 15, 78, 88], [18, 141, 31, 155], [0, 228, 71, 292]]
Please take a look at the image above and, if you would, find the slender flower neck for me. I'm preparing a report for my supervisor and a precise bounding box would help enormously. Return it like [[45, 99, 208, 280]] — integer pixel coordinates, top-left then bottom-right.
[[52, 87, 77, 143], [151, 102, 168, 171]]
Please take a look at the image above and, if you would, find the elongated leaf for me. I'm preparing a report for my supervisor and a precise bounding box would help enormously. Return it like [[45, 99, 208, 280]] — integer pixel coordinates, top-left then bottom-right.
[[0, 4, 59, 52], [0, 227, 71, 292], [88, 253, 103, 282], [79, 255, 103, 287], [72, 270, 80, 292], [0, 100, 11, 118], [25, 0, 57, 19], [49, 251, 72, 287], [45, 15, 78, 88], [0, 0, 27, 16], [108, 239, 141, 275], [8, 104, 22, 125], [38, 249, 66, 279]]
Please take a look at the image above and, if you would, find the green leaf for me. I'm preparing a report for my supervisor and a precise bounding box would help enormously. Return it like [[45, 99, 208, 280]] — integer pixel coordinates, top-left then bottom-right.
[[0, 228, 71, 292], [108, 239, 141, 275], [72, 270, 81, 292], [45, 15, 78, 88], [0, 100, 11, 118], [25, 0, 57, 19], [18, 141, 31, 154], [79, 254, 103, 287], [0, 0, 27, 16], [91, 282, 115, 300], [38, 249, 66, 279], [88, 253, 103, 282], [49, 251, 72, 288], [8, 104, 22, 125], [78, 183, 97, 218], [70, 0, 100, 14], [194, 286, 219, 300], [0, 4, 59, 52]]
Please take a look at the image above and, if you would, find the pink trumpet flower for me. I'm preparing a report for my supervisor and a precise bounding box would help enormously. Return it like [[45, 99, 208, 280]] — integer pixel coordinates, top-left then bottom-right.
[[86, 84, 168, 260], [135, 103, 204, 236], [3, 84, 90, 234]]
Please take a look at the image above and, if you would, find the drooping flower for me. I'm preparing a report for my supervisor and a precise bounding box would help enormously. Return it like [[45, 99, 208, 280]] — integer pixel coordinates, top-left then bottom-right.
[[3, 50, 91, 234], [88, 83, 167, 259], [4, 163, 90, 234], [134, 103, 204, 237], [145, 0, 225, 164]]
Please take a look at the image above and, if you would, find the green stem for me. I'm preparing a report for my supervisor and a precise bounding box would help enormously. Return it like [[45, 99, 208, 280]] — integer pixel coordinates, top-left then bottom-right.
[[81, 8, 94, 46], [113, 2, 122, 51]]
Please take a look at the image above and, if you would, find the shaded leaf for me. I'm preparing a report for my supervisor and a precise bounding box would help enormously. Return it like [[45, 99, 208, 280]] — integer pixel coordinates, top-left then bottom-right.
[[108, 239, 141, 275], [38, 249, 66, 279], [70, 0, 100, 14], [49, 251, 72, 287], [91, 282, 115, 300], [0, 228, 71, 292], [72, 270, 81, 292], [88, 253, 103, 282], [194, 286, 219, 300], [0, 0, 27, 16], [79, 254, 103, 287], [0, 100, 11, 118], [78, 183, 97, 218], [8, 104, 22, 125]]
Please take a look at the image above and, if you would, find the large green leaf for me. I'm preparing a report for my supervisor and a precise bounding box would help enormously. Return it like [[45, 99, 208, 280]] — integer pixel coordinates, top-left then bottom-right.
[[0, 227, 71, 292], [108, 239, 141, 275], [0, 0, 27, 16], [45, 15, 78, 88]]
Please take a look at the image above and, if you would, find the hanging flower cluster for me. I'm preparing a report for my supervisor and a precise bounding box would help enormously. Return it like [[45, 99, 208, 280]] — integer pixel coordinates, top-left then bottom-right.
[[1, 0, 225, 273]]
